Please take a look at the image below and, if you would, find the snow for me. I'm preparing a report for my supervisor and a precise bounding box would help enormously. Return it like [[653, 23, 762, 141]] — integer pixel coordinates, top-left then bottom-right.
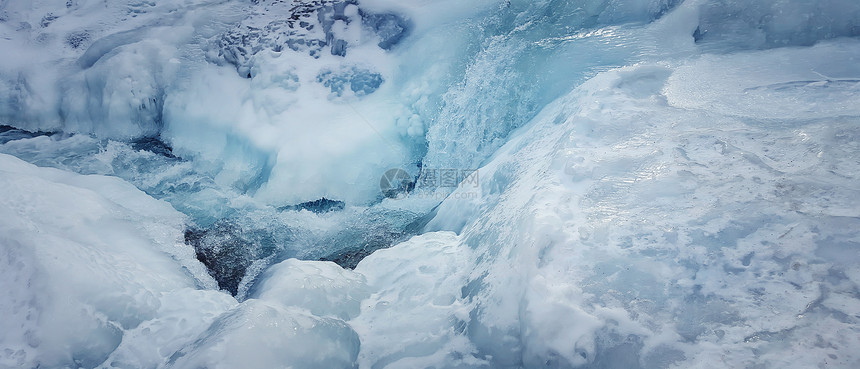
[[665, 42, 860, 120], [0, 153, 370, 368], [1, 0, 860, 368], [0, 153, 218, 368]]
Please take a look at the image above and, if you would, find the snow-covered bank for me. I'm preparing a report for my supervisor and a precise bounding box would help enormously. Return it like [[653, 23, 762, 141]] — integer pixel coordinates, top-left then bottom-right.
[[0, 153, 225, 367], [0, 153, 360, 369]]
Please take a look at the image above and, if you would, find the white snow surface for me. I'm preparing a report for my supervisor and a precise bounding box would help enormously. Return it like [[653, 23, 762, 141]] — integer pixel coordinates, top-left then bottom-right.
[[1, 0, 860, 368], [0, 153, 222, 368]]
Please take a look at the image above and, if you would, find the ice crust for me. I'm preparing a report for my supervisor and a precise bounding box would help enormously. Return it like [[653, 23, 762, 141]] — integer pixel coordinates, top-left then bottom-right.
[[422, 40, 860, 368], [1, 0, 860, 368], [0, 153, 219, 368]]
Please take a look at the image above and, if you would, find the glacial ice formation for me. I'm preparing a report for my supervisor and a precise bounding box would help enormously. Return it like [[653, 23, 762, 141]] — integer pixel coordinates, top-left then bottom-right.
[[1, 0, 859, 368]]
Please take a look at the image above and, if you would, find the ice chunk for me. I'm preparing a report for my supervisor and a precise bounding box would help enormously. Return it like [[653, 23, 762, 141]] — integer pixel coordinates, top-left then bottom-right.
[[0, 153, 215, 368], [252, 259, 370, 320], [352, 232, 486, 368], [98, 288, 237, 369], [166, 299, 360, 369]]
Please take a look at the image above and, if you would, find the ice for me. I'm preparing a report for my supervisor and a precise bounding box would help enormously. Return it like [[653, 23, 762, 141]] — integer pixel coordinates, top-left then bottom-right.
[[161, 57, 414, 206], [0, 153, 365, 369], [664, 41, 860, 121], [418, 39, 860, 367], [98, 288, 237, 369], [0, 153, 217, 368], [166, 299, 361, 369], [693, 0, 860, 50], [252, 259, 370, 320], [397, 0, 685, 175], [352, 232, 485, 368], [0, 0, 240, 137], [61, 37, 176, 139], [0, 124, 430, 296], [1, 0, 859, 368]]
